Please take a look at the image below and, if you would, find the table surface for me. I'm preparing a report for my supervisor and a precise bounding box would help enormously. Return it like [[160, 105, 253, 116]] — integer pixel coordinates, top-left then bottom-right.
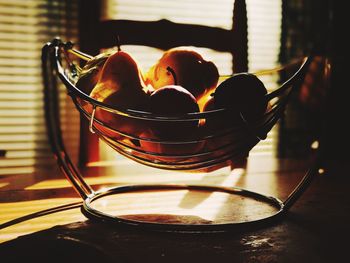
[[0, 153, 349, 263]]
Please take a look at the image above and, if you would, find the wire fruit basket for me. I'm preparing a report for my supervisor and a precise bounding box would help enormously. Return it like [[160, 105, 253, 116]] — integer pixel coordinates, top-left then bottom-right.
[[42, 38, 323, 232]]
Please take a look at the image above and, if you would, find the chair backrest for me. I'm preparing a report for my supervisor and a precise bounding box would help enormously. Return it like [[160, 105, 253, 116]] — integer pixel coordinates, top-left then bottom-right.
[[78, 0, 248, 166], [80, 0, 248, 72]]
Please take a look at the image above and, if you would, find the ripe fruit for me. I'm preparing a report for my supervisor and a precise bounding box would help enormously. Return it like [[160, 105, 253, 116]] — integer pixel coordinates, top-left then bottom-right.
[[148, 85, 199, 136], [213, 73, 268, 122], [202, 96, 245, 162], [140, 85, 203, 158], [90, 50, 148, 106], [75, 51, 112, 113], [76, 51, 112, 95], [202, 95, 241, 129], [145, 48, 219, 100], [201, 73, 268, 167], [89, 50, 149, 139]]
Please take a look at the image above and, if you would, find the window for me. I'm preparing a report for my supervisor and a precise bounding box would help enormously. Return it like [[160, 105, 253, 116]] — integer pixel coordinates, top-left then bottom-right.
[[0, 0, 79, 175]]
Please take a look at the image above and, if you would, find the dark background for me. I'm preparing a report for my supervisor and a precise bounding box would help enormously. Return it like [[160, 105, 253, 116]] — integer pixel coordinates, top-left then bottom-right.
[[275, 0, 347, 168]]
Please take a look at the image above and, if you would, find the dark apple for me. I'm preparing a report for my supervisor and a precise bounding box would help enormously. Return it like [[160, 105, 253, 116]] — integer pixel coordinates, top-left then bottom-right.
[[140, 85, 204, 159], [213, 73, 268, 122], [200, 73, 268, 169]]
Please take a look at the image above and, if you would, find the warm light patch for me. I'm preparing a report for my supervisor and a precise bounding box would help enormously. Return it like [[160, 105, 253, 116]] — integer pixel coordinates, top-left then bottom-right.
[[87, 159, 132, 167], [24, 179, 72, 190], [197, 87, 215, 112], [311, 140, 319, 150], [0, 198, 83, 243], [0, 182, 9, 188], [189, 168, 245, 220], [89, 167, 245, 222], [24, 170, 215, 190]]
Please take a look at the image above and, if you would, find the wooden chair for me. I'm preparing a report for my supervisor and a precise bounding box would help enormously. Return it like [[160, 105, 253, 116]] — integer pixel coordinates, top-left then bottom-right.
[[77, 0, 248, 166]]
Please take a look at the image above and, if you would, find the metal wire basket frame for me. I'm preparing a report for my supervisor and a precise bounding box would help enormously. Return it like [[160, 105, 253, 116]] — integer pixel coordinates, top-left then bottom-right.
[[41, 38, 323, 233]]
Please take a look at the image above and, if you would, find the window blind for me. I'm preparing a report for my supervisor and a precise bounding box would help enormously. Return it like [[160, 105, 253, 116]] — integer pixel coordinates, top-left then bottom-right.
[[101, 0, 282, 160], [0, 0, 79, 175], [246, 0, 282, 156]]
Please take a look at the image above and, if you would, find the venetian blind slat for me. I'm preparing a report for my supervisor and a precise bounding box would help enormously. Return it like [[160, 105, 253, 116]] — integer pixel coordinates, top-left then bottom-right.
[[103, 0, 233, 29], [247, 0, 282, 156], [0, 0, 80, 175]]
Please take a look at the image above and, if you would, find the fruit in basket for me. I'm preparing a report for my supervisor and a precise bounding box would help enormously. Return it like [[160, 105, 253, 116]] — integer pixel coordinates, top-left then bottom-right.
[[213, 73, 268, 122], [90, 51, 148, 106], [148, 85, 199, 137], [76, 51, 112, 95], [202, 96, 245, 159], [202, 95, 242, 128], [75, 51, 112, 112], [140, 85, 203, 158], [201, 73, 268, 166], [203, 73, 268, 127], [145, 48, 219, 99], [89, 50, 150, 138]]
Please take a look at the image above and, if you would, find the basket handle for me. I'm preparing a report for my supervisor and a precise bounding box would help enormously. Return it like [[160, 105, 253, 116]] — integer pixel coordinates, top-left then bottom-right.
[[41, 38, 93, 199]]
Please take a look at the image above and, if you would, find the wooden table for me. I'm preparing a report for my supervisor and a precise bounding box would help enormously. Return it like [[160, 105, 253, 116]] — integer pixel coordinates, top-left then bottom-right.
[[1, 154, 349, 262]]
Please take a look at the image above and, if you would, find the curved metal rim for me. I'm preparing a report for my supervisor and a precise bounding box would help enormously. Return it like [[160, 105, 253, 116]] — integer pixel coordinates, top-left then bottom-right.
[[54, 40, 311, 122], [82, 184, 286, 233]]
